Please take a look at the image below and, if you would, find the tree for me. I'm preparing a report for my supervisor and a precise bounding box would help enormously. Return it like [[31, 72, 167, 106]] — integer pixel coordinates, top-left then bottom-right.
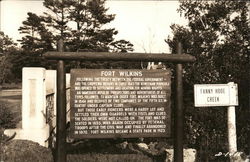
[[0, 32, 17, 84], [19, 0, 133, 54], [18, 12, 54, 53], [18, 0, 134, 70], [167, 0, 249, 84], [43, 0, 72, 41], [166, 0, 250, 160], [66, 0, 116, 52], [0, 32, 17, 54], [17, 12, 55, 71]]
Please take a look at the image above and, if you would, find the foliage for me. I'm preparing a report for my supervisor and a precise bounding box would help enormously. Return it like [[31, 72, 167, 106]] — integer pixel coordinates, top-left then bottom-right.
[[0, 54, 14, 84], [64, 0, 116, 51], [0, 32, 17, 84], [18, 12, 54, 53], [0, 102, 16, 129], [18, 0, 134, 55], [15, 0, 136, 73], [1, 0, 137, 82], [1, 140, 53, 162], [8, 50, 49, 80], [167, 1, 249, 84], [166, 0, 250, 159], [0, 32, 17, 54]]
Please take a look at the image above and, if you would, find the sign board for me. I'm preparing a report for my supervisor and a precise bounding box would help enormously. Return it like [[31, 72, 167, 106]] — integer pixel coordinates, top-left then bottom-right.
[[194, 83, 238, 107], [70, 69, 171, 139]]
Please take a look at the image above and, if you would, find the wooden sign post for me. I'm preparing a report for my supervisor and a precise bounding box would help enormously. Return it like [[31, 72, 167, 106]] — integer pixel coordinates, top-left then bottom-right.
[[194, 82, 239, 159], [44, 40, 196, 162]]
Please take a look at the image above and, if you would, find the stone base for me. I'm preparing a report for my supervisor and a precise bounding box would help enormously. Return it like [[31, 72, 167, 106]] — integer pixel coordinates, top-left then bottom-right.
[[165, 149, 197, 162], [4, 125, 49, 147]]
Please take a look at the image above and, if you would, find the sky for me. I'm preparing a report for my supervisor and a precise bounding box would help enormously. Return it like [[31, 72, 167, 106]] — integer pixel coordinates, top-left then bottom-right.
[[0, 0, 187, 53]]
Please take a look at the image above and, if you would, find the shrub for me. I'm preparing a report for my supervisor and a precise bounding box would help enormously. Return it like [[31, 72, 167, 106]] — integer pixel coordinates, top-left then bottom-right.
[[0, 102, 16, 129], [1, 140, 54, 162]]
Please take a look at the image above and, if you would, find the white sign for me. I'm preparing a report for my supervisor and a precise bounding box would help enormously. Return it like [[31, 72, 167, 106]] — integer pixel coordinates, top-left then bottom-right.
[[194, 83, 238, 107]]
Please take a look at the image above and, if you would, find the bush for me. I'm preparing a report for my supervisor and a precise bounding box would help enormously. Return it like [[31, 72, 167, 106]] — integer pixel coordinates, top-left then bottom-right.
[[1, 140, 53, 162], [0, 102, 16, 129]]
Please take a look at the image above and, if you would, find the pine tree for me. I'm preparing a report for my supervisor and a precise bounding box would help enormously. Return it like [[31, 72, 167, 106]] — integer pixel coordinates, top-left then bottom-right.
[[18, 0, 134, 69], [18, 0, 133, 53], [18, 12, 53, 52], [43, 0, 72, 40], [65, 0, 116, 51]]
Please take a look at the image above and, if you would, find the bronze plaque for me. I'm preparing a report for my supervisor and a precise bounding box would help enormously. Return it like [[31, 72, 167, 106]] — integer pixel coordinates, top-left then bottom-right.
[[70, 69, 171, 139]]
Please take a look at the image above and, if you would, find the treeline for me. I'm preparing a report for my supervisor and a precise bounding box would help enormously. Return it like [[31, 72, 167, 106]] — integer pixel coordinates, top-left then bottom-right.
[[0, 0, 140, 84], [166, 0, 250, 160]]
